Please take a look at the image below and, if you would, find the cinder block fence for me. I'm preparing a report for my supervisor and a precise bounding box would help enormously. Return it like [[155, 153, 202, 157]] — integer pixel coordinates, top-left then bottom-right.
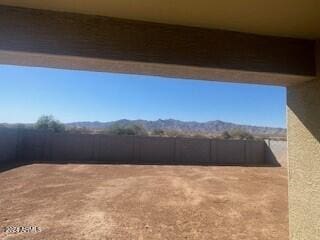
[[0, 128, 286, 166]]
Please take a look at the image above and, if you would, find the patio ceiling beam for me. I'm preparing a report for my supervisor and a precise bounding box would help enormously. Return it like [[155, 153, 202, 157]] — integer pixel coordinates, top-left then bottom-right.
[[0, 5, 316, 85]]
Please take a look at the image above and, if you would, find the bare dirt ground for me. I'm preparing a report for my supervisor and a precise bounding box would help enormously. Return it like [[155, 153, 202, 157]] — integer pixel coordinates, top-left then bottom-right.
[[0, 164, 288, 240]]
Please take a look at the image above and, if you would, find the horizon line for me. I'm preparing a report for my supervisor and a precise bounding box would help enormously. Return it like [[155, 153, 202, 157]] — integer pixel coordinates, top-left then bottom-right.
[[1, 118, 287, 129]]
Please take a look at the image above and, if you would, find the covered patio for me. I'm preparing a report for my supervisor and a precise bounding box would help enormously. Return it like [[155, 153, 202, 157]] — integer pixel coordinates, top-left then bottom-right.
[[0, 1, 319, 239]]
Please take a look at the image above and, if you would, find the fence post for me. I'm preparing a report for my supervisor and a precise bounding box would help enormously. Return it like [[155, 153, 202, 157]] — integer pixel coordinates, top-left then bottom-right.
[[244, 140, 247, 164], [264, 138, 271, 164], [132, 135, 136, 163], [209, 138, 212, 164], [173, 137, 177, 163]]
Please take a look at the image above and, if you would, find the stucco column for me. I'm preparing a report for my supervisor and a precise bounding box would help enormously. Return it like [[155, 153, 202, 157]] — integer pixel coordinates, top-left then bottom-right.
[[287, 42, 320, 239]]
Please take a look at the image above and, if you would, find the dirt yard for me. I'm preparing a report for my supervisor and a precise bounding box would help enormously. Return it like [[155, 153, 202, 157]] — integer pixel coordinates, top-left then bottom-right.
[[0, 164, 288, 240]]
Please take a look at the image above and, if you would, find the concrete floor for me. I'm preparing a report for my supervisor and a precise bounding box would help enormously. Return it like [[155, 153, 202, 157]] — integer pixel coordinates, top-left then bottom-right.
[[0, 164, 288, 240]]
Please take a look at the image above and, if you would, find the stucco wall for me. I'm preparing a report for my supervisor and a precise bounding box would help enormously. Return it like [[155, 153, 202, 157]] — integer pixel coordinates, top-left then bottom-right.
[[287, 79, 320, 240]]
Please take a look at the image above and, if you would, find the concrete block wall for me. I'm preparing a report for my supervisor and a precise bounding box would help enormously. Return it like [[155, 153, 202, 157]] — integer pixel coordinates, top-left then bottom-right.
[[0, 129, 286, 166], [215, 139, 246, 164], [135, 136, 175, 164], [175, 138, 212, 164], [265, 139, 287, 167], [0, 128, 19, 163], [95, 135, 135, 163], [246, 140, 266, 165]]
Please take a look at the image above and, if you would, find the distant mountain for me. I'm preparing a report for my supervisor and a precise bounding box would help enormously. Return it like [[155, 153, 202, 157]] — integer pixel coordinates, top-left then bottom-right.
[[65, 119, 286, 137]]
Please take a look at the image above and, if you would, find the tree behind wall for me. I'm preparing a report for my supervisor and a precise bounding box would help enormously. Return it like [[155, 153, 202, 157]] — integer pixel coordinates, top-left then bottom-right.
[[35, 115, 65, 133], [220, 131, 231, 139], [106, 124, 148, 136], [229, 129, 254, 140]]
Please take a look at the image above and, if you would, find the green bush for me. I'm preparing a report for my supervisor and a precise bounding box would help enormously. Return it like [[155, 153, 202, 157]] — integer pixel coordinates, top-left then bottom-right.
[[152, 129, 165, 136], [220, 131, 231, 139], [35, 115, 65, 133], [229, 129, 254, 140], [107, 124, 148, 136]]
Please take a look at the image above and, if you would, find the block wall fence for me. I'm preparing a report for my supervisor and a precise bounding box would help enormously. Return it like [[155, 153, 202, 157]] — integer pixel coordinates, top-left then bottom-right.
[[0, 128, 286, 166]]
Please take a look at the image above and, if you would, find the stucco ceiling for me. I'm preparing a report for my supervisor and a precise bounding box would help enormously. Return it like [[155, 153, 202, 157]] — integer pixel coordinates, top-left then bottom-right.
[[0, 0, 319, 39]]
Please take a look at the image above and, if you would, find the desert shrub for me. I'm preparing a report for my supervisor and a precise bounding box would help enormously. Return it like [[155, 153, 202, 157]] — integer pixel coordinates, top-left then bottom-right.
[[165, 130, 188, 138], [229, 129, 254, 140], [35, 115, 65, 133], [67, 127, 92, 134], [107, 124, 148, 136], [220, 131, 231, 139], [151, 129, 165, 136], [15, 123, 28, 129], [192, 133, 209, 139]]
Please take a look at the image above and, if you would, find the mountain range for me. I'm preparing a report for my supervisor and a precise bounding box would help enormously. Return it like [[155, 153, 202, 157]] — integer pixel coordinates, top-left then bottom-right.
[[66, 119, 286, 137]]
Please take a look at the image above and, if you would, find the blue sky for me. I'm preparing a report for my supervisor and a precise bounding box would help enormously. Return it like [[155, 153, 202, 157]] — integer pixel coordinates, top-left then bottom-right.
[[0, 65, 286, 128]]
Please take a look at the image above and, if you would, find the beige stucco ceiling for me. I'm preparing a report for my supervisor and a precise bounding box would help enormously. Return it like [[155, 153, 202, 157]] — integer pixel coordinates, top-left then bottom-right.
[[0, 0, 319, 39]]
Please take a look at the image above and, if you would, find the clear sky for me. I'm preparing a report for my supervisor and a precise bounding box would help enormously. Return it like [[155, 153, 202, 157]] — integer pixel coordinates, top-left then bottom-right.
[[0, 64, 286, 128]]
